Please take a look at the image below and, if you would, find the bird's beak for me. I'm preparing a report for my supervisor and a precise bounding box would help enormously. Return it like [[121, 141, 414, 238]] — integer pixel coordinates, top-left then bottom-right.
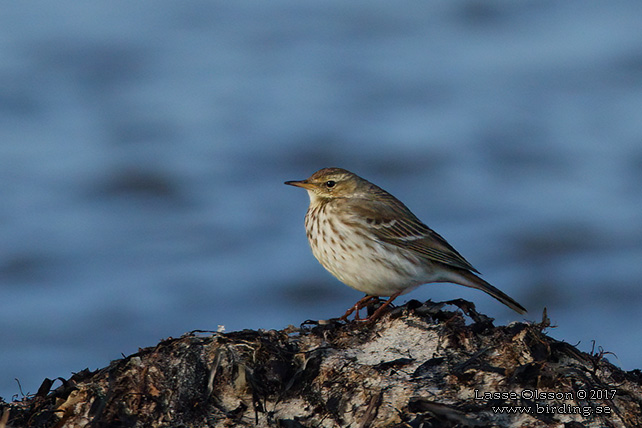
[[284, 179, 314, 190]]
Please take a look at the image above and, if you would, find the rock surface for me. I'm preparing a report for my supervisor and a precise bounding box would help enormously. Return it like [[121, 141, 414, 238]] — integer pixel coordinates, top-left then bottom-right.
[[2, 299, 641, 427]]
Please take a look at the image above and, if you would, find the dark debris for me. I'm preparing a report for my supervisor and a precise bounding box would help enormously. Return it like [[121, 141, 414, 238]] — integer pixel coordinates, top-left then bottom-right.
[[2, 299, 641, 427]]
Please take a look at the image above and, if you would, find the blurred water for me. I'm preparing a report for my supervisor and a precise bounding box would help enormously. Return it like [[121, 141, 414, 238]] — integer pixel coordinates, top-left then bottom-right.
[[1, 1, 642, 400]]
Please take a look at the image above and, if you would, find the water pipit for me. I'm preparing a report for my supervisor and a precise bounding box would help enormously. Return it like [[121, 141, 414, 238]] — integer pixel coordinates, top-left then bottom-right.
[[285, 167, 526, 321]]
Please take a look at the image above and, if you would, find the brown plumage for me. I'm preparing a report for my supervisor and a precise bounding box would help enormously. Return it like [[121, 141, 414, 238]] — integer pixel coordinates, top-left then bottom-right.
[[286, 167, 526, 319]]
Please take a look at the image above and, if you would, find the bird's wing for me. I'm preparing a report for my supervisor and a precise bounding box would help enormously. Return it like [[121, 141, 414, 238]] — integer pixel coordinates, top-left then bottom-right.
[[347, 197, 479, 273]]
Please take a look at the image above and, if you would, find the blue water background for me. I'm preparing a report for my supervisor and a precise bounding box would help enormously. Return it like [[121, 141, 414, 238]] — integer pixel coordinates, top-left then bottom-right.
[[1, 1, 642, 400]]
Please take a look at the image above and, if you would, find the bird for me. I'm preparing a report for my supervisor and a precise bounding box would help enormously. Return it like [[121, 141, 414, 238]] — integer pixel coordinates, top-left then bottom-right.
[[285, 167, 526, 321]]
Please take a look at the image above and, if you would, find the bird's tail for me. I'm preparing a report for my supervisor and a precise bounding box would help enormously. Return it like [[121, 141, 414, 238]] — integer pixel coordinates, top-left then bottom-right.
[[447, 269, 527, 315]]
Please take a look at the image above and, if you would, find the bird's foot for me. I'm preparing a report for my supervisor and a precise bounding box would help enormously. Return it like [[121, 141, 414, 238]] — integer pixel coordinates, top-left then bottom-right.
[[337, 292, 404, 324], [339, 295, 377, 321], [358, 291, 403, 323]]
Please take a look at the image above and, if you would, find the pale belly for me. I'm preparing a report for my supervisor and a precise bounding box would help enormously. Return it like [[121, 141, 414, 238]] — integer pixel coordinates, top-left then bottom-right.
[[306, 208, 435, 296]]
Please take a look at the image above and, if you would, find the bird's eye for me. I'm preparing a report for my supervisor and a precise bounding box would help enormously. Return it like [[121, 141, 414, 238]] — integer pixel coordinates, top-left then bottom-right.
[[325, 180, 336, 188]]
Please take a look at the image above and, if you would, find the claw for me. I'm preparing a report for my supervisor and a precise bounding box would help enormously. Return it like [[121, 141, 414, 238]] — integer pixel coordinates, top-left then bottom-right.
[[339, 292, 403, 323], [339, 295, 377, 321]]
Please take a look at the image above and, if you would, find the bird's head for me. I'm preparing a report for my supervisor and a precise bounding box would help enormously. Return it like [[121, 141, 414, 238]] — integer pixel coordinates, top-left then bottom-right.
[[285, 167, 363, 202]]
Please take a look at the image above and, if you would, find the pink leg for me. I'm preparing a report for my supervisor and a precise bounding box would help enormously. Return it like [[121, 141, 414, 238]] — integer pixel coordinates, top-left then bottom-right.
[[339, 295, 377, 321], [364, 291, 402, 322]]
